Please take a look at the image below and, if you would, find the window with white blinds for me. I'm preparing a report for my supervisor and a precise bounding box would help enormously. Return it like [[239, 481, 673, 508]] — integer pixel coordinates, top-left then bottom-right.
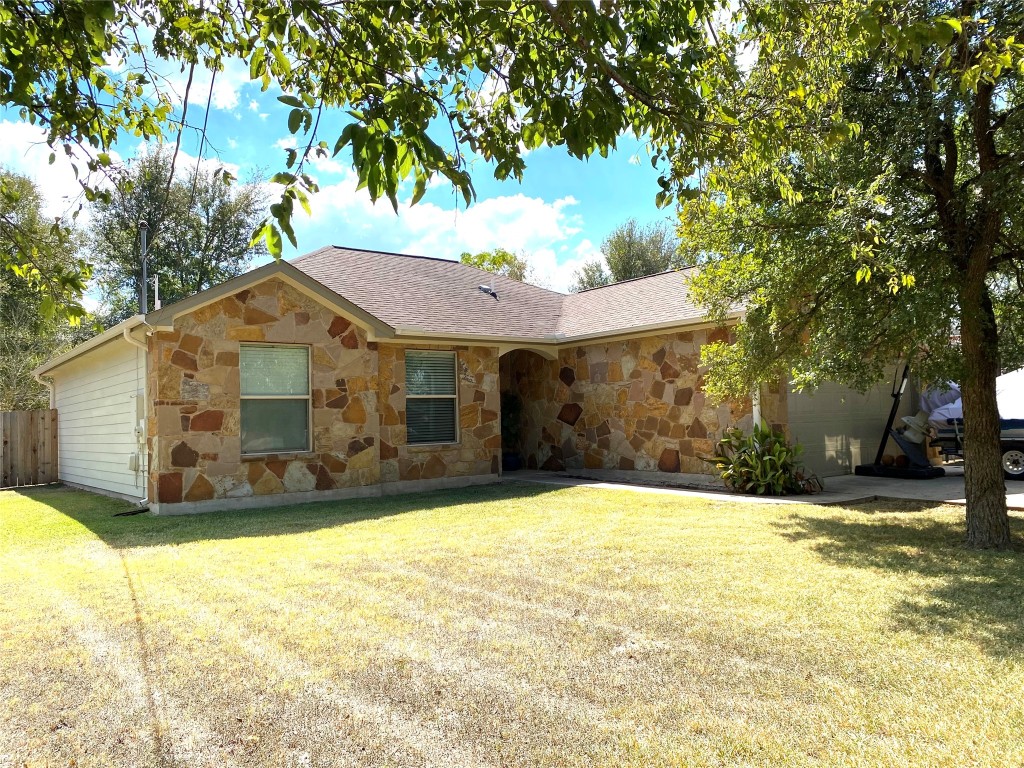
[[405, 350, 458, 444], [240, 344, 310, 454]]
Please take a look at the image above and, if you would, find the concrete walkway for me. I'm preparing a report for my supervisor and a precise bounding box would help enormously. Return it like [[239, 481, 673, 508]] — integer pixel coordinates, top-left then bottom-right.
[[507, 466, 1024, 510]]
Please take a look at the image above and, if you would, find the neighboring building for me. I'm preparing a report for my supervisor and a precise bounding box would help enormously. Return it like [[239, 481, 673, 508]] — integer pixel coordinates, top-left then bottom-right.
[[33, 246, 908, 513]]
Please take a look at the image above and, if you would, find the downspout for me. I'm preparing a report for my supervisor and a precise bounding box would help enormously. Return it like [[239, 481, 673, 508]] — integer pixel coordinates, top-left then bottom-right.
[[123, 324, 152, 510], [122, 324, 148, 352], [33, 373, 55, 409]]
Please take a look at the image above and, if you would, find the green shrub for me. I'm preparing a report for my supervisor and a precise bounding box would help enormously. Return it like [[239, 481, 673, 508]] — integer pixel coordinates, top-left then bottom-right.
[[702, 423, 822, 496]]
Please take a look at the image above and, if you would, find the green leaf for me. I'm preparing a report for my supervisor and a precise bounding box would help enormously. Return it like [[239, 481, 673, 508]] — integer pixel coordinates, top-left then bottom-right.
[[264, 222, 283, 255], [249, 47, 266, 80], [271, 45, 292, 76], [410, 175, 427, 206]]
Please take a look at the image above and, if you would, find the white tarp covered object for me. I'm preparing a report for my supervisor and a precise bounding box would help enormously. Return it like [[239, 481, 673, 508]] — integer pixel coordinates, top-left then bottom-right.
[[924, 369, 1024, 423]]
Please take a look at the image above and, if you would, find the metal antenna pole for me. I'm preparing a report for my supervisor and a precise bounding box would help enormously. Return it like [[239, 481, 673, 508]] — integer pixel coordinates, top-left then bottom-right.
[[139, 220, 149, 314]]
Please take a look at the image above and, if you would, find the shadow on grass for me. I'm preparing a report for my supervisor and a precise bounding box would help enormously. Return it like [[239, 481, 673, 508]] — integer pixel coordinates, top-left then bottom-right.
[[775, 499, 1024, 656], [17, 481, 559, 550]]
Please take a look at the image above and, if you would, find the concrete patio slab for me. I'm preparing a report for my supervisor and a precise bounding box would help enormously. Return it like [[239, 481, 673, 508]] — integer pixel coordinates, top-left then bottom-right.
[[507, 466, 1024, 510]]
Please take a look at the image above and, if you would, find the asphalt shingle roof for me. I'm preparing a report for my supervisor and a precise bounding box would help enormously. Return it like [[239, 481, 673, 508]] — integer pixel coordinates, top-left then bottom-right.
[[290, 246, 709, 341], [559, 269, 703, 338]]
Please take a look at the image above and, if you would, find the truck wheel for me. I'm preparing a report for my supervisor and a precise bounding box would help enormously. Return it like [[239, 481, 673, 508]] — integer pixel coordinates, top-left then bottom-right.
[[1002, 446, 1024, 480]]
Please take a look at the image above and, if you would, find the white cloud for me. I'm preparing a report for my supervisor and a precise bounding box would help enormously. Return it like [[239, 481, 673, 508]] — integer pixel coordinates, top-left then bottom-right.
[[102, 51, 127, 73], [0, 121, 110, 220], [520, 248, 584, 292], [81, 292, 101, 313], [286, 168, 592, 292], [131, 141, 241, 181], [162, 56, 251, 112], [528, 238, 602, 292], [0, 125, 252, 231], [308, 154, 346, 177], [274, 138, 345, 175], [248, 99, 260, 112]]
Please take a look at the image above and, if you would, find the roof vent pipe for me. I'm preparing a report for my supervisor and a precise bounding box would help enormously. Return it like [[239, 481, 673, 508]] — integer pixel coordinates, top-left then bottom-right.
[[479, 285, 498, 300]]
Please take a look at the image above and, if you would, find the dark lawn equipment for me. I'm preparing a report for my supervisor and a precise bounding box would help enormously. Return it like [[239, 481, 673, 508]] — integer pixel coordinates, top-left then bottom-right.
[[854, 366, 946, 480]]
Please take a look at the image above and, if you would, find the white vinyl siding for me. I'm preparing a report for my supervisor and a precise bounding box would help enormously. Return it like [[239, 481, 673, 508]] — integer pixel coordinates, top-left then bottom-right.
[[405, 350, 458, 444], [51, 338, 146, 497]]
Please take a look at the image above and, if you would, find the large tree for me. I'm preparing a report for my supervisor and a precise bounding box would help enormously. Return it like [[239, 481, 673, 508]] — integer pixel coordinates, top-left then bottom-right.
[[680, 1, 1024, 548], [0, 165, 89, 324], [460, 248, 534, 283], [0, 0, 727, 312], [90, 149, 266, 324], [571, 218, 679, 291], [0, 170, 91, 409]]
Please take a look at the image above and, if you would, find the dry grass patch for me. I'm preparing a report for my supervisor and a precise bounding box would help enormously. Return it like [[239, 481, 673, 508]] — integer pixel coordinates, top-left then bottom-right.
[[1, 483, 1023, 767]]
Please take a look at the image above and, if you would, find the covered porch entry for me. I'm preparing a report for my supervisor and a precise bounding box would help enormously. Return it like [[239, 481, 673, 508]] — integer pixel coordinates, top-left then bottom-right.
[[497, 333, 748, 481]]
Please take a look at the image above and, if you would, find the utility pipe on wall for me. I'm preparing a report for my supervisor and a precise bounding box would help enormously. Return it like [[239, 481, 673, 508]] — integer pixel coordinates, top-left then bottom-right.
[[122, 323, 151, 507]]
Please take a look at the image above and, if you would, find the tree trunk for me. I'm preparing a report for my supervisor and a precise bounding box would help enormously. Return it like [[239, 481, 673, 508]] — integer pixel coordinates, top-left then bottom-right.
[[959, 259, 1012, 549]]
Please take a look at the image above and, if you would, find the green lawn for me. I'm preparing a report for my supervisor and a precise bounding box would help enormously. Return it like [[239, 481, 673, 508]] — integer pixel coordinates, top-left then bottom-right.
[[1, 484, 1023, 767]]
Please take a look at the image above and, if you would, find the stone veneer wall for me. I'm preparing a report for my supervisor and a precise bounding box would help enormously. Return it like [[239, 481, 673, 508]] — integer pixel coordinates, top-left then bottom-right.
[[145, 278, 778, 505], [147, 278, 381, 504], [377, 344, 501, 483], [501, 329, 776, 475]]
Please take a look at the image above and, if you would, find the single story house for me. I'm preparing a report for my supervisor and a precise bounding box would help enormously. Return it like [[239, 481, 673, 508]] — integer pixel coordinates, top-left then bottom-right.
[[34, 246, 912, 514]]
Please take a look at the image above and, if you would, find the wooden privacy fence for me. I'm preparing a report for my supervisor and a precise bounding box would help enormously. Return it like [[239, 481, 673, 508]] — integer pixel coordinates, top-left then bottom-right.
[[1, 410, 58, 488]]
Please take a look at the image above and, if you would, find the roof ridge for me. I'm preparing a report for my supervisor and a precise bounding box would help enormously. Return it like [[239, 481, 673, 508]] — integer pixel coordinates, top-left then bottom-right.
[[297, 244, 569, 298], [288, 244, 336, 265], [573, 266, 697, 294], [327, 244, 462, 264]]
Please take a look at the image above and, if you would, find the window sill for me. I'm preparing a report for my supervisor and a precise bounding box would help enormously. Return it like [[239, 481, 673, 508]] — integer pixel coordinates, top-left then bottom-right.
[[241, 451, 317, 462], [405, 442, 460, 452]]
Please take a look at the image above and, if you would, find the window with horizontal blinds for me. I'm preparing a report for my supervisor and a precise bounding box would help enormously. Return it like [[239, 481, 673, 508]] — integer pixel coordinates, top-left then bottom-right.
[[240, 345, 310, 454], [405, 350, 458, 444], [241, 400, 309, 453], [407, 399, 458, 444], [406, 350, 457, 396], [241, 345, 309, 396]]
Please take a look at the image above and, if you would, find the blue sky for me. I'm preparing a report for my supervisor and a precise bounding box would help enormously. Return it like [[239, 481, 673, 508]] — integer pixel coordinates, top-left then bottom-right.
[[0, 59, 668, 294]]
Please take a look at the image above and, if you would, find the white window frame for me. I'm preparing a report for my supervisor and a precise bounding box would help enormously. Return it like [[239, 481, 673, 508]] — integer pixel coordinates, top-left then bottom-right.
[[405, 350, 460, 446], [240, 342, 312, 456]]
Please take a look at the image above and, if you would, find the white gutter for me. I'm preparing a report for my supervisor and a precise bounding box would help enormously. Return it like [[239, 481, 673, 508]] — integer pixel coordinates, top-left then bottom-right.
[[393, 326, 566, 345], [551, 312, 743, 346], [33, 373, 56, 409], [122, 323, 148, 351], [391, 310, 743, 349]]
